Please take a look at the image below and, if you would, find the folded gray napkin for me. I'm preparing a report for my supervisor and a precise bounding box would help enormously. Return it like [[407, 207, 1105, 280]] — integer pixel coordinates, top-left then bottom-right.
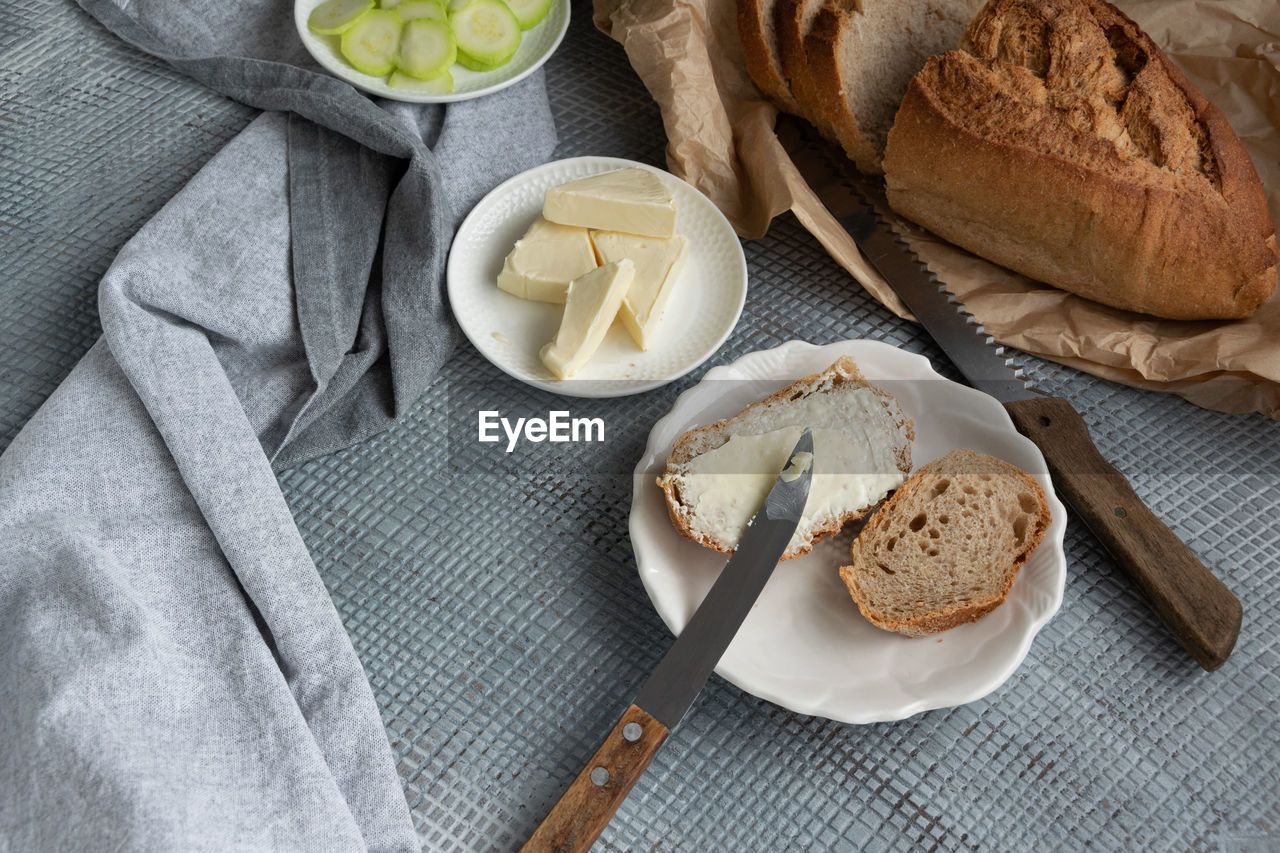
[[0, 1, 555, 848]]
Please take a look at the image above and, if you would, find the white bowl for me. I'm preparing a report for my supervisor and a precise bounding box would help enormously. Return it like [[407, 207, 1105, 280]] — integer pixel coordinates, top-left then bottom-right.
[[294, 0, 570, 103], [630, 339, 1068, 724]]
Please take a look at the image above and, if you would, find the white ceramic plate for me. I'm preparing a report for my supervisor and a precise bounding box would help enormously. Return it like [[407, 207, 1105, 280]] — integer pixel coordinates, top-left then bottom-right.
[[294, 0, 570, 103], [448, 156, 748, 398], [630, 339, 1068, 724]]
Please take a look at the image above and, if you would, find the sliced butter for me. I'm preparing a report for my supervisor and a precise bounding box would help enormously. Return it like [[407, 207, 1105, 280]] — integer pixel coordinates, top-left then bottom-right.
[[497, 217, 597, 304], [590, 230, 689, 351], [543, 168, 677, 238], [540, 260, 635, 379], [673, 390, 906, 552]]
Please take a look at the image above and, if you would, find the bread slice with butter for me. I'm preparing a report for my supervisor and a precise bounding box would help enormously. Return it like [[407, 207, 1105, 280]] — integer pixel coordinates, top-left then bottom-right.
[[840, 449, 1050, 637], [497, 217, 598, 303], [540, 260, 635, 379], [543, 168, 677, 238], [590, 230, 689, 351], [658, 357, 914, 560]]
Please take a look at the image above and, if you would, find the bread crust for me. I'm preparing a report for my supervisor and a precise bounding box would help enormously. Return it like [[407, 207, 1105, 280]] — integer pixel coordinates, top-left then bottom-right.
[[775, 0, 838, 138], [657, 356, 914, 561], [840, 449, 1051, 637], [803, 3, 883, 174], [737, 0, 800, 112], [882, 0, 1278, 320]]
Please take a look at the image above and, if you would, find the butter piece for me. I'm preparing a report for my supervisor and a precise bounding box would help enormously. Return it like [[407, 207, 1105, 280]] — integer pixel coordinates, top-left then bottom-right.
[[590, 230, 689, 351], [543, 168, 677, 238], [674, 390, 906, 552], [540, 260, 636, 379], [497, 217, 598, 304]]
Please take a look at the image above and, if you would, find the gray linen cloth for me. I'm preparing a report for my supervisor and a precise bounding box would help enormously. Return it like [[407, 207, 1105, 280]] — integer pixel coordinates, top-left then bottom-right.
[[0, 0, 555, 849]]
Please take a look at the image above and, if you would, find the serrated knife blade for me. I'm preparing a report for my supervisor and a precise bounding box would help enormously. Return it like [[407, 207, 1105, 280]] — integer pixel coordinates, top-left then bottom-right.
[[825, 168, 1240, 673]]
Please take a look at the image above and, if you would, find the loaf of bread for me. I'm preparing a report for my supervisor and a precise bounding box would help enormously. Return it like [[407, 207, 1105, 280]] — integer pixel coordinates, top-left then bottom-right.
[[658, 357, 913, 561], [840, 448, 1050, 637], [883, 0, 1278, 320]]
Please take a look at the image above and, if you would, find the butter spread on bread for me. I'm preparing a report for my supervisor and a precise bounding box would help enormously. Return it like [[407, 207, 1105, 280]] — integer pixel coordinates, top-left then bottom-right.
[[841, 448, 1050, 637], [658, 357, 914, 560], [543, 168, 677, 238], [539, 260, 635, 379], [497, 216, 598, 304], [883, 0, 1278, 319], [590, 230, 689, 351]]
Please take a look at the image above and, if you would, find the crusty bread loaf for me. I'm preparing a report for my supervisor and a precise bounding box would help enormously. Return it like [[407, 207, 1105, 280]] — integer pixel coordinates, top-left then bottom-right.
[[805, 0, 980, 174], [882, 0, 1278, 320], [658, 357, 914, 561], [840, 448, 1050, 637], [737, 0, 800, 113]]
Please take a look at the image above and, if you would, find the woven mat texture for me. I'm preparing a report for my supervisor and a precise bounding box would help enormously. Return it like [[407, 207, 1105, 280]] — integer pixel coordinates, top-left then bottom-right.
[[3, 1, 1279, 850]]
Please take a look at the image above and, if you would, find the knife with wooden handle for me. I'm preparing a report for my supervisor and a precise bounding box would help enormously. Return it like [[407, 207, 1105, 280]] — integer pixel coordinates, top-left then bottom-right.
[[523, 431, 815, 851], [832, 174, 1241, 671]]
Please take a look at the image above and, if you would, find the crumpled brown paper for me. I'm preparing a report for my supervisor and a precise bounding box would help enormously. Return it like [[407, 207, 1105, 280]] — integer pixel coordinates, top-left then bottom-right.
[[594, 0, 1280, 418]]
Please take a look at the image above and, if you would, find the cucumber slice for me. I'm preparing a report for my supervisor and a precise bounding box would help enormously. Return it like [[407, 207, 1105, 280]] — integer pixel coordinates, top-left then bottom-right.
[[340, 9, 402, 76], [454, 53, 504, 72], [308, 0, 374, 35], [380, 0, 403, 7], [396, 19, 456, 80], [396, 0, 446, 20], [504, 0, 552, 30], [450, 0, 521, 68], [389, 69, 454, 94]]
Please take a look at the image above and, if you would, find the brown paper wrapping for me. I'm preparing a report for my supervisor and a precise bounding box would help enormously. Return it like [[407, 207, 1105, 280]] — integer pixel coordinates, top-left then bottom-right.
[[594, 0, 1280, 418]]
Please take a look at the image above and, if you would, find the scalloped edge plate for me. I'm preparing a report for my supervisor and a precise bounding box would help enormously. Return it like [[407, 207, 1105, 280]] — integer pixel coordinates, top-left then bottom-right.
[[630, 339, 1067, 724]]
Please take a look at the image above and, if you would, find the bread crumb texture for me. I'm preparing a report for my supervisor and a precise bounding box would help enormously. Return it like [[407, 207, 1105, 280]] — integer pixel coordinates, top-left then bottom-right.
[[841, 448, 1050, 637]]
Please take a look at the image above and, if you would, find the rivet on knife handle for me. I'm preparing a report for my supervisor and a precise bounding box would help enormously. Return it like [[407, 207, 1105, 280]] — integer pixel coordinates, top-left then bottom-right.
[[522, 705, 669, 853], [1004, 397, 1242, 670]]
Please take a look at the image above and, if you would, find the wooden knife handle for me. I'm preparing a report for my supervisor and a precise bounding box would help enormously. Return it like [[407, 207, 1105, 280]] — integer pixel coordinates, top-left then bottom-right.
[[1004, 397, 1241, 671], [522, 705, 669, 853]]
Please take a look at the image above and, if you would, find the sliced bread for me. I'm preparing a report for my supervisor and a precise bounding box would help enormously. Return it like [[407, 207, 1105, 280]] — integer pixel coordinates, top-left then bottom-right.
[[881, 0, 1277, 319], [804, 0, 981, 174], [658, 357, 914, 561], [737, 0, 799, 113], [840, 448, 1050, 637], [774, 0, 837, 137]]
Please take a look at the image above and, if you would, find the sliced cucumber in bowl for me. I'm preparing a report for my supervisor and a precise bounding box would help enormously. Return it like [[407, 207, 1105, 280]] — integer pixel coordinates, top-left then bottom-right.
[[396, 18, 457, 80], [450, 0, 522, 70], [504, 0, 552, 30], [340, 8, 402, 76], [308, 0, 375, 35], [389, 69, 454, 94]]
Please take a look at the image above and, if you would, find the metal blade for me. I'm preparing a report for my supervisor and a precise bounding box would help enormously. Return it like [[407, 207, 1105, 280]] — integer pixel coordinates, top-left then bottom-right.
[[633, 430, 815, 730], [838, 176, 1035, 403]]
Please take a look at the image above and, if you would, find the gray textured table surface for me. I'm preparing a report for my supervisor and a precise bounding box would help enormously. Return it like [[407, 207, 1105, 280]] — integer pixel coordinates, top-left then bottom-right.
[[4, 1, 1279, 850]]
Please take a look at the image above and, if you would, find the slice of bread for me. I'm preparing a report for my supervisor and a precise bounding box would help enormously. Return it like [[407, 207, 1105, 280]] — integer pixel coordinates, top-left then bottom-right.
[[840, 448, 1050, 637], [737, 0, 799, 113], [775, 0, 837, 137], [658, 357, 914, 561], [805, 0, 981, 173]]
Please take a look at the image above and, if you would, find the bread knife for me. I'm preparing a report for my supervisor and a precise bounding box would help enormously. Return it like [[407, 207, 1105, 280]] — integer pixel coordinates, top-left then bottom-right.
[[831, 172, 1241, 671], [522, 431, 814, 852]]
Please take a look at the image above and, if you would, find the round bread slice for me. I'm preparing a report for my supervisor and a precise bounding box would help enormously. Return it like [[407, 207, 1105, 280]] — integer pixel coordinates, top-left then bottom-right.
[[658, 356, 914, 561], [840, 448, 1051, 637]]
